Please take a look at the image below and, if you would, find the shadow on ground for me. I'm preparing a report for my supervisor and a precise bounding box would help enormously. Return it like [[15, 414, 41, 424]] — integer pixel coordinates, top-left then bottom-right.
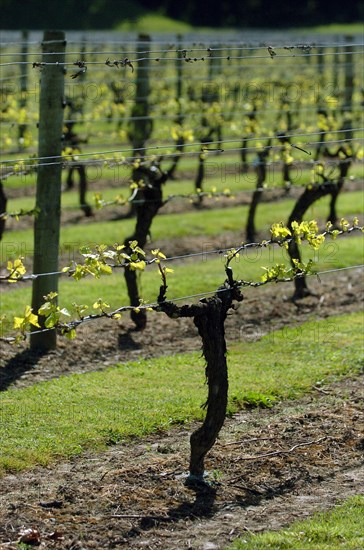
[[0, 349, 48, 391]]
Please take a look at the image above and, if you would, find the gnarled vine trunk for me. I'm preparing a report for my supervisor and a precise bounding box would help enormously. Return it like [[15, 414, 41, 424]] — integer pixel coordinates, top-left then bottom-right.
[[157, 279, 243, 481], [288, 141, 352, 299], [287, 183, 336, 299], [246, 140, 271, 242], [124, 166, 167, 329], [63, 98, 91, 217], [326, 155, 351, 225], [66, 164, 92, 217]]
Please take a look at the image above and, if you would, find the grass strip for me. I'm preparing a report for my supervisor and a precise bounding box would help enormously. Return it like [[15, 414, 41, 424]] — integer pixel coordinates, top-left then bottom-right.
[[1, 232, 363, 328], [230, 495, 364, 549], [0, 311, 363, 474], [1, 189, 363, 262]]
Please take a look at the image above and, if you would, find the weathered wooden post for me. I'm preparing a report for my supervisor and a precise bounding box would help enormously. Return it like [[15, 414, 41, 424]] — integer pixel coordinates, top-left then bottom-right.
[[127, 33, 152, 160], [317, 46, 325, 91], [332, 46, 339, 97], [175, 34, 184, 126], [18, 30, 28, 149], [30, 31, 66, 351], [343, 35, 354, 141]]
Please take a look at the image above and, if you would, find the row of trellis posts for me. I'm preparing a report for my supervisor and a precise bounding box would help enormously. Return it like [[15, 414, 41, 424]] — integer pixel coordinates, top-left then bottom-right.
[[12, 30, 356, 350], [26, 29, 225, 349]]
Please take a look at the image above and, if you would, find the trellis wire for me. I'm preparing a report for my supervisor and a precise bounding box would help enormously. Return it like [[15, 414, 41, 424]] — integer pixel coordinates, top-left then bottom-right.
[[1, 40, 363, 57], [2, 226, 363, 283], [3, 154, 360, 181], [1, 127, 362, 168], [0, 35, 362, 323], [1, 47, 363, 69], [2, 263, 363, 342]]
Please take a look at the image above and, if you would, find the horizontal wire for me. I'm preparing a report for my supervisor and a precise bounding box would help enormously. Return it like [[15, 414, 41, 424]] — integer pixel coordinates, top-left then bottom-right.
[[13, 135, 364, 162], [1, 40, 362, 55], [1, 49, 363, 68], [1, 42, 363, 58], [2, 222, 362, 282], [2, 263, 363, 341], [1, 138, 361, 175], [1, 138, 361, 173], [315, 264, 364, 275], [1, 127, 362, 167], [1, 60, 360, 79], [3, 150, 362, 187]]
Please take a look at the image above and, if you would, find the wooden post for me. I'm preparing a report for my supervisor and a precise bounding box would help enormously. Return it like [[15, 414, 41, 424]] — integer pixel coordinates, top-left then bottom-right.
[[201, 43, 220, 104], [176, 34, 184, 126], [317, 46, 324, 91], [127, 34, 152, 160], [332, 46, 339, 97], [343, 36, 354, 138], [208, 43, 221, 82], [18, 30, 28, 149], [30, 31, 66, 351]]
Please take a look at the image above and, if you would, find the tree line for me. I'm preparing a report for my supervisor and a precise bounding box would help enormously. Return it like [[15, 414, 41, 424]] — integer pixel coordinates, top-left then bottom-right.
[[1, 0, 362, 30]]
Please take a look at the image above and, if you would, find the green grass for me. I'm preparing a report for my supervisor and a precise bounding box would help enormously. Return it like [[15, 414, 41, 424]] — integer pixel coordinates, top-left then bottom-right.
[[0, 312, 362, 474], [1, 232, 363, 329], [114, 14, 363, 35], [1, 189, 363, 263], [4, 159, 364, 205], [115, 12, 360, 35], [116, 13, 193, 33], [116, 17, 364, 35], [295, 23, 364, 35], [230, 495, 364, 549]]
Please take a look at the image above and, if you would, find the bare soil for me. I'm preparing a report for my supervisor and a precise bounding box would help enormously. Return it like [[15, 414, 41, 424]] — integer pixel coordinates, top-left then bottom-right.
[[0, 268, 363, 548], [0, 376, 363, 549], [1, 267, 363, 391]]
